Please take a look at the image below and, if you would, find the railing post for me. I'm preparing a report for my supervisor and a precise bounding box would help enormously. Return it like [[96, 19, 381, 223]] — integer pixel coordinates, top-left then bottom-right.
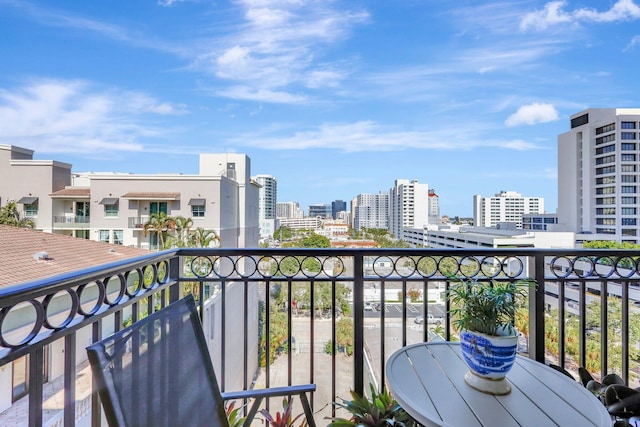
[[29, 346, 44, 427], [353, 253, 364, 396], [169, 255, 181, 304], [528, 254, 546, 363], [64, 334, 76, 427]]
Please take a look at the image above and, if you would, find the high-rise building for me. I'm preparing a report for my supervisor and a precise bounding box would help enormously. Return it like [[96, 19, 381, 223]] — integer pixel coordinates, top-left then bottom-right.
[[473, 191, 543, 229], [428, 189, 440, 224], [331, 200, 347, 219], [559, 108, 640, 242], [354, 192, 389, 231], [308, 203, 332, 218], [276, 201, 303, 218], [389, 179, 429, 238], [253, 174, 277, 238]]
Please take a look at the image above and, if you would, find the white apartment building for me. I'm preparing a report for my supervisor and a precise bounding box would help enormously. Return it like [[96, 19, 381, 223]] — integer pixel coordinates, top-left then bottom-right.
[[276, 201, 304, 219], [389, 179, 429, 239], [473, 191, 544, 229], [276, 216, 323, 231], [253, 174, 277, 239], [354, 191, 389, 231], [0, 145, 260, 249], [403, 225, 574, 250], [558, 108, 640, 243]]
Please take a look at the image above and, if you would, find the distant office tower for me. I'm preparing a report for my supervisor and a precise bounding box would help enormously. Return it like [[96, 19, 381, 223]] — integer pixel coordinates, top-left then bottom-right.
[[277, 201, 303, 218], [331, 200, 347, 219], [253, 175, 277, 238], [389, 179, 429, 238], [473, 191, 543, 229], [254, 175, 277, 220], [559, 108, 640, 242], [428, 189, 440, 224], [308, 203, 332, 218], [354, 192, 389, 231]]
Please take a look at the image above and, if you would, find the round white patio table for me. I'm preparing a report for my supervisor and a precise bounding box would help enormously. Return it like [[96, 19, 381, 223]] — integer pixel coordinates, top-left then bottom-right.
[[386, 341, 611, 427]]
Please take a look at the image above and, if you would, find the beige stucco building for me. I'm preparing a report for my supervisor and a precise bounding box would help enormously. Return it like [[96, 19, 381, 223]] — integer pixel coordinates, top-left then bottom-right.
[[0, 145, 260, 249]]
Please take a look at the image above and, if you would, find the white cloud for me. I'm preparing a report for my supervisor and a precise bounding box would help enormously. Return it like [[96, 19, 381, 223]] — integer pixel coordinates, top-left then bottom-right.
[[0, 80, 185, 153], [505, 103, 559, 127], [192, 2, 369, 102], [225, 121, 544, 152], [625, 35, 640, 50], [216, 86, 307, 103], [521, 0, 640, 31]]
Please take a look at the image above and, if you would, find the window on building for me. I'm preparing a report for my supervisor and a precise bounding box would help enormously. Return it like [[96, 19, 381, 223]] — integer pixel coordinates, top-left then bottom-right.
[[99, 230, 110, 243], [622, 229, 638, 236], [150, 201, 168, 215], [596, 187, 616, 195], [596, 228, 616, 234], [622, 164, 637, 172], [622, 197, 637, 204], [622, 121, 637, 129], [621, 143, 637, 150], [622, 154, 637, 162], [105, 205, 118, 217], [113, 230, 123, 245], [597, 218, 616, 225], [596, 134, 616, 145], [622, 175, 637, 183], [622, 218, 637, 226], [596, 144, 615, 155], [596, 155, 615, 165], [595, 123, 615, 135], [622, 207, 637, 215], [622, 132, 637, 140], [192, 205, 205, 217], [596, 197, 616, 205], [596, 166, 616, 175], [622, 186, 637, 194], [596, 176, 616, 185], [596, 208, 616, 215], [24, 203, 38, 217]]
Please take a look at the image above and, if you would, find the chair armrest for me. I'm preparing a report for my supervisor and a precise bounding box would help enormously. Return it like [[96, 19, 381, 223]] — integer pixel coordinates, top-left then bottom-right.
[[221, 383, 316, 401], [221, 384, 316, 427]]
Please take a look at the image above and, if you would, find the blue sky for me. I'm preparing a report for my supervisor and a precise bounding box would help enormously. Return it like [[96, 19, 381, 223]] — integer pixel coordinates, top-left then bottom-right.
[[1, 0, 640, 217]]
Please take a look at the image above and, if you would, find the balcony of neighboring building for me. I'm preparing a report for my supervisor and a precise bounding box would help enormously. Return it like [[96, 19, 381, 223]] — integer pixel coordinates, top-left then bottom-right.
[[49, 188, 91, 230]]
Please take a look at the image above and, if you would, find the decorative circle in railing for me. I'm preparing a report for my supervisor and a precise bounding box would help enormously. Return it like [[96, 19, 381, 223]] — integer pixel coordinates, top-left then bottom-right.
[[372, 256, 394, 278], [257, 256, 277, 278], [157, 261, 169, 284], [235, 255, 259, 278], [394, 256, 417, 278], [277, 256, 301, 278], [212, 256, 236, 278], [479, 256, 501, 278], [105, 274, 127, 304], [593, 256, 615, 278], [615, 256, 637, 278], [416, 256, 438, 278], [77, 281, 106, 315], [438, 256, 460, 277], [300, 256, 323, 278], [457, 256, 481, 279], [142, 264, 157, 289], [501, 256, 524, 278], [43, 289, 79, 330], [323, 256, 345, 278], [0, 300, 45, 348], [575, 257, 595, 278], [549, 256, 574, 279], [125, 269, 143, 295], [191, 255, 214, 278]]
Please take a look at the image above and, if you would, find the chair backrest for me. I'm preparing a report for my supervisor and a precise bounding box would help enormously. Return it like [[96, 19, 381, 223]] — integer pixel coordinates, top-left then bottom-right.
[[87, 295, 229, 427]]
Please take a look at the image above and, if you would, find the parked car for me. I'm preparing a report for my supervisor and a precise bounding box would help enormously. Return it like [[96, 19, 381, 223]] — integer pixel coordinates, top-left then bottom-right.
[[364, 301, 374, 311], [414, 314, 443, 325]]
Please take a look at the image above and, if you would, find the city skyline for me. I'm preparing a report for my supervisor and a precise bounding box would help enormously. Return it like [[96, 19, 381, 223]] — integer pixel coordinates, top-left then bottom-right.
[[2, 1, 640, 216]]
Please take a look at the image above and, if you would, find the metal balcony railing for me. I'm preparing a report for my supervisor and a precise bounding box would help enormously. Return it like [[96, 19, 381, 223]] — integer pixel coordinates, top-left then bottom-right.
[[2, 248, 640, 426], [52, 216, 90, 226]]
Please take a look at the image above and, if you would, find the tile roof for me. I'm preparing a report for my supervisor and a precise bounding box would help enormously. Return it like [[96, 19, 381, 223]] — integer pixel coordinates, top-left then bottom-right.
[[0, 225, 149, 288], [50, 188, 91, 197], [121, 192, 180, 200]]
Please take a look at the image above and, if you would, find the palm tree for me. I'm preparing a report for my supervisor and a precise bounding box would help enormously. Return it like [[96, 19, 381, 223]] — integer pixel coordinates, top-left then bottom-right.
[[0, 200, 35, 228], [166, 215, 194, 248], [143, 212, 176, 250], [188, 227, 220, 248]]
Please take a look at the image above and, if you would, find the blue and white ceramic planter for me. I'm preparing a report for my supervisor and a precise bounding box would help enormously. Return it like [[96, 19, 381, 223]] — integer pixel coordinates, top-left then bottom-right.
[[460, 329, 518, 395]]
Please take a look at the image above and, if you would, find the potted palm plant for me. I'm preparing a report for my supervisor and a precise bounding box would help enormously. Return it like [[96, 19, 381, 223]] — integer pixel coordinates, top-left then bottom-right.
[[447, 279, 531, 395]]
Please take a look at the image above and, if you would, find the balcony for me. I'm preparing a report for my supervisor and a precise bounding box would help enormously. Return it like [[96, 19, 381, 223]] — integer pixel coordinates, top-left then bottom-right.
[[128, 215, 149, 229], [52, 216, 90, 229], [1, 248, 639, 426]]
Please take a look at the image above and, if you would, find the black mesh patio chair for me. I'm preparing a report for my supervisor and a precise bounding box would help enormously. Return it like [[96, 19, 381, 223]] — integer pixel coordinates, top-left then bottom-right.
[[87, 295, 316, 427]]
